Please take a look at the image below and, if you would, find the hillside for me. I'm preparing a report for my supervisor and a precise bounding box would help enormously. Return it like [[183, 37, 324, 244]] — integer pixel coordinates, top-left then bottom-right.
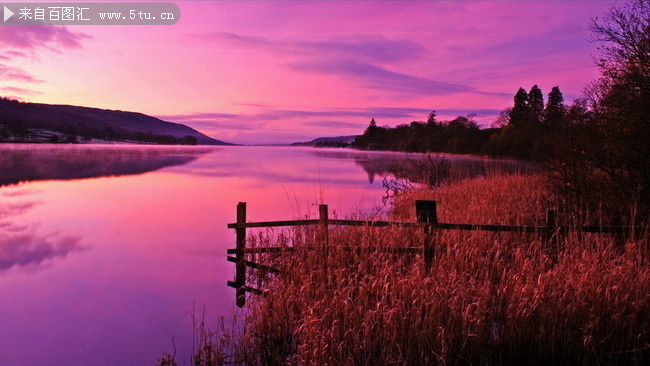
[[0, 98, 231, 145], [291, 135, 359, 147]]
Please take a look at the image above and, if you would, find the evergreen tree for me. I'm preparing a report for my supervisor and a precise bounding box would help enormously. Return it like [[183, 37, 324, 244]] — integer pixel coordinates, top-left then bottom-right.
[[509, 87, 529, 127], [544, 86, 565, 128], [528, 85, 544, 125], [353, 118, 381, 149]]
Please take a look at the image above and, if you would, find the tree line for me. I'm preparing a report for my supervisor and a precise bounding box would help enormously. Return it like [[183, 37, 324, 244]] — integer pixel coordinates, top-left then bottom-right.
[[353, 84, 568, 160], [354, 0, 649, 224]]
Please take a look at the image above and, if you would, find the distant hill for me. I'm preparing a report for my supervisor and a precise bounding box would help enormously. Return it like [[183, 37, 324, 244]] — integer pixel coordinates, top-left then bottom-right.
[[291, 135, 359, 147], [0, 98, 231, 145]]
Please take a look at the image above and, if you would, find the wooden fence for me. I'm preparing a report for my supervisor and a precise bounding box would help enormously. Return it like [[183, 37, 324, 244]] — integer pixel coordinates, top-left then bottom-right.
[[226, 200, 643, 308]]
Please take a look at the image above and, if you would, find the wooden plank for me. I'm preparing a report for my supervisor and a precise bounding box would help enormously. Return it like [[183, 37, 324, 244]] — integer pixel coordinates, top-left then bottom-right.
[[228, 219, 421, 228], [436, 223, 541, 232], [329, 219, 420, 227], [227, 219, 319, 229], [228, 246, 422, 254], [228, 219, 545, 231], [228, 247, 293, 254], [227, 219, 647, 234], [227, 256, 280, 274], [336, 247, 422, 253]]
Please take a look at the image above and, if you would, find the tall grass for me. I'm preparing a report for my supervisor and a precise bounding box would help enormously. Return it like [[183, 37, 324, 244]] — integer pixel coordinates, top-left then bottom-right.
[[198, 174, 650, 365]]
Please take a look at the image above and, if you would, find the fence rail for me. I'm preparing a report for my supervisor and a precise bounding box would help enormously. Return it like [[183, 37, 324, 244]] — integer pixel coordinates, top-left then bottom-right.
[[226, 200, 644, 307]]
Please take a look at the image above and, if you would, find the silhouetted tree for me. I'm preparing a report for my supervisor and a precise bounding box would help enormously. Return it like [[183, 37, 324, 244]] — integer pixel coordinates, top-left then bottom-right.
[[528, 84, 544, 125], [353, 118, 382, 149], [547, 0, 650, 224], [493, 108, 512, 128], [509, 88, 529, 127], [426, 111, 437, 125], [589, 0, 650, 219], [544, 86, 565, 128]]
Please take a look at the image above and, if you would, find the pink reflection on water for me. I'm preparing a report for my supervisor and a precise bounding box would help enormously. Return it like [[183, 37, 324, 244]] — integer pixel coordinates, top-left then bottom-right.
[[0, 145, 526, 364], [0, 145, 395, 364]]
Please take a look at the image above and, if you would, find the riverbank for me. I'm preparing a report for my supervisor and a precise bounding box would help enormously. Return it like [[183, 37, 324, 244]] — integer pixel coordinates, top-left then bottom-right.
[[171, 173, 649, 365]]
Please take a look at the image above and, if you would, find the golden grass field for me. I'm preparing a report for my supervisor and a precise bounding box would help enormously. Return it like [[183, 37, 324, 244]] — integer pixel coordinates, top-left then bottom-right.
[[181, 174, 649, 365]]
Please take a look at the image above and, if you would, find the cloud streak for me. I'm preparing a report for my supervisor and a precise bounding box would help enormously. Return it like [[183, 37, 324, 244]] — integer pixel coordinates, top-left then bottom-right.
[[203, 30, 510, 97], [0, 86, 42, 96], [202, 31, 502, 97], [288, 59, 496, 96], [0, 64, 43, 82], [202, 32, 425, 64]]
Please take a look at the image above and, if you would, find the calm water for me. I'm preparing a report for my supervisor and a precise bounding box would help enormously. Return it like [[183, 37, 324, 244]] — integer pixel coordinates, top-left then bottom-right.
[[0, 144, 527, 365]]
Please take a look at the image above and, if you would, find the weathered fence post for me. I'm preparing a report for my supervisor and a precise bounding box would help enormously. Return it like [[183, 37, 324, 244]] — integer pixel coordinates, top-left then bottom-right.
[[319, 204, 330, 280], [235, 202, 247, 308], [319, 204, 330, 246], [416, 200, 438, 272]]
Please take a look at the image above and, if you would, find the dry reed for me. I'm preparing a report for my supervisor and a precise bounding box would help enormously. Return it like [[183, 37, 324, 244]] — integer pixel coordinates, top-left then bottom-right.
[[215, 174, 650, 365]]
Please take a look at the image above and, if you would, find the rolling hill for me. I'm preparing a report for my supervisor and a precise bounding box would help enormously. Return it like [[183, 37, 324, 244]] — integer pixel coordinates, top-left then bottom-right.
[[0, 98, 230, 145]]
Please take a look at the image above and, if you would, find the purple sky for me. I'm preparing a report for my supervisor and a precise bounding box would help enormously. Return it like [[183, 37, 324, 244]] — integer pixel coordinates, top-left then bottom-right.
[[0, 1, 613, 144]]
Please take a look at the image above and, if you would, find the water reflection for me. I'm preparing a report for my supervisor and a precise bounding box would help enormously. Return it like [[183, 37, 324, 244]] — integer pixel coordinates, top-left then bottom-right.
[[0, 198, 85, 273], [0, 201, 42, 219], [0, 231, 84, 272], [0, 144, 211, 186], [305, 149, 534, 184], [0, 145, 532, 365], [295, 149, 536, 203]]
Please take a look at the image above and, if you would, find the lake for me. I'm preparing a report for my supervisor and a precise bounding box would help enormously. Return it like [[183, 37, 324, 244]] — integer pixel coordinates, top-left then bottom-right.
[[0, 144, 529, 365]]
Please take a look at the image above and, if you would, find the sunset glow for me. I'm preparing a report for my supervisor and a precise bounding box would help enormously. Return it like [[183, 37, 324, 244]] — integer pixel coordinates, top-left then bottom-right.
[[0, 0, 612, 144]]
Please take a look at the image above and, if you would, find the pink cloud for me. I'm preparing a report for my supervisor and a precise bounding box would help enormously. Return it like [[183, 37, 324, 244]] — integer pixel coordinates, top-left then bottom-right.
[[201, 31, 502, 97], [4, 50, 28, 58], [0, 64, 43, 82], [287, 59, 508, 97], [0, 86, 42, 95], [0, 25, 89, 96], [0, 25, 90, 52], [7, 1, 615, 144]]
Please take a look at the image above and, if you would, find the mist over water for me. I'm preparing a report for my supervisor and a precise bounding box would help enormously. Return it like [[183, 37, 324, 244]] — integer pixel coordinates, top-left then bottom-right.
[[0, 144, 528, 365]]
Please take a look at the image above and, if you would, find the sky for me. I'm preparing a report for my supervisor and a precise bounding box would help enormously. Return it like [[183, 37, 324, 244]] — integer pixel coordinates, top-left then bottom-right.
[[0, 0, 614, 145]]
